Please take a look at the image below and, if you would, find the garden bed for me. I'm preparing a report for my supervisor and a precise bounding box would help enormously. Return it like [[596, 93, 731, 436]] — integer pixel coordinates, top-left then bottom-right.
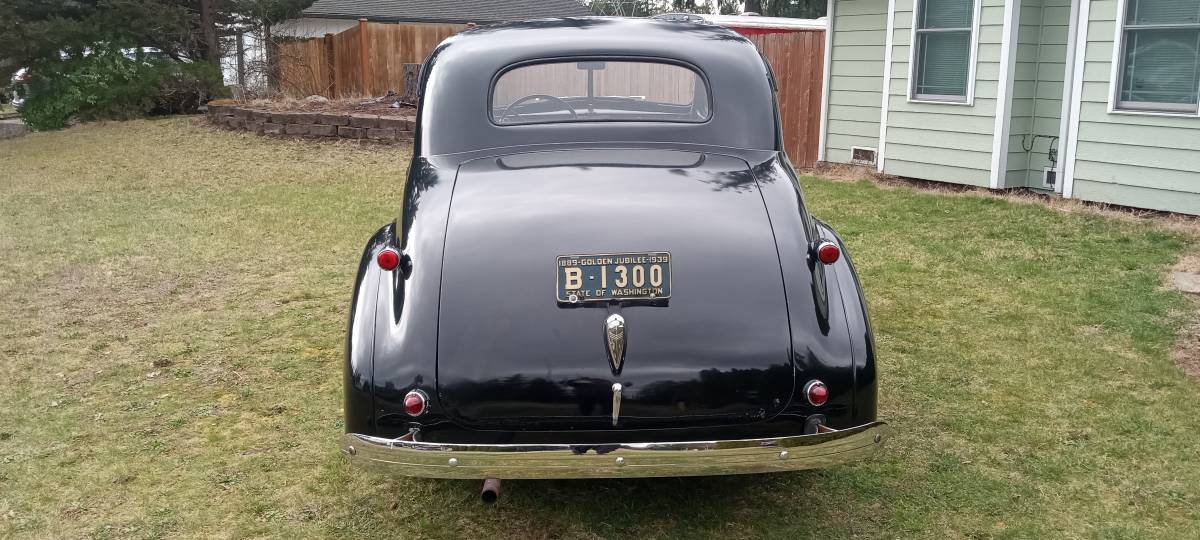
[[231, 97, 417, 117], [204, 98, 415, 142]]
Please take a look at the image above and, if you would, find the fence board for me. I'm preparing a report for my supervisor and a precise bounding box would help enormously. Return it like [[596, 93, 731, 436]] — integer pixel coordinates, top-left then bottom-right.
[[739, 28, 826, 168], [276, 38, 330, 97]]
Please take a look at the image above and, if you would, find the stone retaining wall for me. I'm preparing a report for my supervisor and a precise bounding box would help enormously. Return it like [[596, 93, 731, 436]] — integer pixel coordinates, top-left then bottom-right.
[[206, 105, 414, 143], [0, 118, 29, 140]]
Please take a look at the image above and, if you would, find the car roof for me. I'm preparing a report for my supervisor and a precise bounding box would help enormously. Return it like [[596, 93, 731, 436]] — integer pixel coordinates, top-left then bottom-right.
[[416, 17, 780, 156]]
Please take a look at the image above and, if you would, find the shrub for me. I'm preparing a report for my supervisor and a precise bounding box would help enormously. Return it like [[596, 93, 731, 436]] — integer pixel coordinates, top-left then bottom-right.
[[19, 46, 224, 131]]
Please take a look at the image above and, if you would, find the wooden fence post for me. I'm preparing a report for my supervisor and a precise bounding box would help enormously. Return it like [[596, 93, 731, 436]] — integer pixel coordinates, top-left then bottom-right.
[[324, 33, 336, 98], [358, 18, 371, 97]]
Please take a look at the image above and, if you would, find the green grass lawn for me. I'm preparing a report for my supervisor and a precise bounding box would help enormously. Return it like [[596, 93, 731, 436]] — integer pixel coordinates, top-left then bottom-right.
[[1, 118, 1198, 539]]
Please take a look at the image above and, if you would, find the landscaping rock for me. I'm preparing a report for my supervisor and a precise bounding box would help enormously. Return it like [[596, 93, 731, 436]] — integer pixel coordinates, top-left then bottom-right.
[[316, 113, 350, 126], [270, 112, 299, 124], [261, 123, 283, 135], [284, 124, 310, 136], [349, 114, 380, 128], [338, 126, 364, 139], [378, 116, 414, 131], [0, 118, 29, 139], [309, 124, 338, 137], [367, 128, 397, 141], [1172, 272, 1200, 294]]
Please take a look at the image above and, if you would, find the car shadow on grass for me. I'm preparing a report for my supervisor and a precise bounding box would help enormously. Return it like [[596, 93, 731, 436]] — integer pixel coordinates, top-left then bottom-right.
[[331, 462, 887, 538]]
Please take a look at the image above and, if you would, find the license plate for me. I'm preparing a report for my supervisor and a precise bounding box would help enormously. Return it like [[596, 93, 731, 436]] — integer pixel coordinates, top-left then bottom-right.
[[557, 252, 672, 303]]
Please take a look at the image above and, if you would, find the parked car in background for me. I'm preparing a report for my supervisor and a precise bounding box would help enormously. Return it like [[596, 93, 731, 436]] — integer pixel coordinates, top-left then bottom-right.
[[341, 18, 890, 502], [9, 68, 30, 111]]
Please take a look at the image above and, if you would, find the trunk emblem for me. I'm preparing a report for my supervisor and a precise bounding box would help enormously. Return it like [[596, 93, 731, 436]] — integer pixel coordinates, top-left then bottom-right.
[[611, 383, 623, 427], [605, 314, 627, 374]]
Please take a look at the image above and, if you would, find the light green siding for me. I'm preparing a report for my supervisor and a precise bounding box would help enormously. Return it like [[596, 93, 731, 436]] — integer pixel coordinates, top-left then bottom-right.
[[1069, 0, 1200, 215], [822, 0, 1200, 216], [825, 0, 889, 164], [880, 0, 1003, 187], [1005, 0, 1070, 189]]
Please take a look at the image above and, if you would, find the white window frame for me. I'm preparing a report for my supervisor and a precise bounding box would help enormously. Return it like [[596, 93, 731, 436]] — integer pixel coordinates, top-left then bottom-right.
[[1107, 0, 1200, 117], [907, 0, 983, 105]]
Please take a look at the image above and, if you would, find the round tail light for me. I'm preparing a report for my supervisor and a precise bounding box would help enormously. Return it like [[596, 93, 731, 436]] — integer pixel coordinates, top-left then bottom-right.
[[403, 390, 428, 416], [377, 248, 401, 271], [804, 380, 829, 406], [815, 241, 840, 265]]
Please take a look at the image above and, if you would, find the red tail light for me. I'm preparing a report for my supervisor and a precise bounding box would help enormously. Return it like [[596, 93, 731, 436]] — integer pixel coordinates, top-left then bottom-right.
[[404, 390, 428, 416], [815, 241, 840, 265], [377, 248, 400, 271], [804, 380, 828, 406]]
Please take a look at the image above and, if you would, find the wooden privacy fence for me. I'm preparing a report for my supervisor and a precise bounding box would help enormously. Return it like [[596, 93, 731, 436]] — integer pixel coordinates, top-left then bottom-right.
[[276, 20, 464, 98], [276, 21, 825, 167], [734, 28, 826, 168]]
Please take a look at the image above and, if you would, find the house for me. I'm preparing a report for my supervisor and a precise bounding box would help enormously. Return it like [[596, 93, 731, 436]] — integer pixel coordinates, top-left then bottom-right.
[[819, 0, 1200, 215], [276, 0, 594, 38]]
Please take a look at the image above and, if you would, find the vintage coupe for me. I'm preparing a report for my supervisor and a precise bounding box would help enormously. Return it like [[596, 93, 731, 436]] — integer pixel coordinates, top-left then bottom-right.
[[343, 17, 888, 497]]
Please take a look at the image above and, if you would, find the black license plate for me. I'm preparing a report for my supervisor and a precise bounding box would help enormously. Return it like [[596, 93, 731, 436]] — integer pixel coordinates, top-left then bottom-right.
[[557, 252, 672, 303]]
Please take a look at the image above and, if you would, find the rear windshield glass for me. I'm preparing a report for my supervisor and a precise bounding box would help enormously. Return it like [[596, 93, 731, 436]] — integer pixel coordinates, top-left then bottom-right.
[[491, 60, 711, 125]]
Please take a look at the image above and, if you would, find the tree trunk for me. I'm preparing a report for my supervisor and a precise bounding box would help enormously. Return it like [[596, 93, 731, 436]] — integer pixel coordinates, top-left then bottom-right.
[[264, 24, 278, 94], [235, 33, 246, 88], [744, 0, 763, 14], [199, 0, 219, 66]]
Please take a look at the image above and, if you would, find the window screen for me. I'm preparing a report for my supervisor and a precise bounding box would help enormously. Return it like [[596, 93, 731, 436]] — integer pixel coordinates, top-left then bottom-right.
[[911, 0, 975, 101], [491, 60, 711, 125], [1116, 0, 1200, 113]]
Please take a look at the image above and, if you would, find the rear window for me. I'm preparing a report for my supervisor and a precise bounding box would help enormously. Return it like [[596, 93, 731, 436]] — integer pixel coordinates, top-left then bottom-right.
[[491, 60, 711, 125]]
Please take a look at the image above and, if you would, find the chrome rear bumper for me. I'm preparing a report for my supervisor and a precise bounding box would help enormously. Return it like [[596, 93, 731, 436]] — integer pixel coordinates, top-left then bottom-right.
[[343, 421, 890, 479]]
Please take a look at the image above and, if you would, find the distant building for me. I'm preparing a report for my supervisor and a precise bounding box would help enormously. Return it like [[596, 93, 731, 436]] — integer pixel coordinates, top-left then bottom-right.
[[275, 0, 593, 38]]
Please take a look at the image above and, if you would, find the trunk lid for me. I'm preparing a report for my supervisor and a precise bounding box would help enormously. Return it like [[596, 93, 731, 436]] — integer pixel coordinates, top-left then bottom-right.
[[435, 149, 794, 430]]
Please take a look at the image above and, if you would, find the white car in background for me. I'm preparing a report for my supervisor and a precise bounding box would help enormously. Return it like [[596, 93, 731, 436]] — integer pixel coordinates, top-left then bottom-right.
[[9, 68, 30, 111]]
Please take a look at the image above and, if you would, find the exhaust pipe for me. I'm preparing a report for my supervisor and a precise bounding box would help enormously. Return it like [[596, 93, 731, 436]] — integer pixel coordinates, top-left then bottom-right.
[[480, 477, 501, 504]]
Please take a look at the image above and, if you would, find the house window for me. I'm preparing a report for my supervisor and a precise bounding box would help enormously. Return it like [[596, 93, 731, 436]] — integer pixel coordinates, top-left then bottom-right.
[[1115, 0, 1200, 113], [911, 0, 977, 102]]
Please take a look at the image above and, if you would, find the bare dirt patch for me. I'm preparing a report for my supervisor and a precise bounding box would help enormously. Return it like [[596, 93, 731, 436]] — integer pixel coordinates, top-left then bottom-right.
[[807, 163, 1200, 234], [1171, 251, 1200, 378], [798, 163, 874, 181], [1173, 313, 1200, 378]]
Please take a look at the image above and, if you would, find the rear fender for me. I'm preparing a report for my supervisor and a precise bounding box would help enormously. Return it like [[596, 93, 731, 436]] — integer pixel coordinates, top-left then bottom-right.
[[815, 220, 878, 425], [347, 156, 460, 439], [751, 154, 877, 427], [344, 224, 392, 434]]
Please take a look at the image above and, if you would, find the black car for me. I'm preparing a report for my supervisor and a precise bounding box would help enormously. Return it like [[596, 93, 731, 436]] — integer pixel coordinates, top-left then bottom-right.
[[343, 17, 889, 494]]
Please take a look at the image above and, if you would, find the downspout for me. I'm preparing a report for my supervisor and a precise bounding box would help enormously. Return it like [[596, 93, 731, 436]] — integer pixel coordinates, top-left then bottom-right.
[[989, 0, 1023, 189], [1026, 17, 1047, 187], [1058, 0, 1086, 197], [817, 1, 835, 162], [877, 0, 897, 173]]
